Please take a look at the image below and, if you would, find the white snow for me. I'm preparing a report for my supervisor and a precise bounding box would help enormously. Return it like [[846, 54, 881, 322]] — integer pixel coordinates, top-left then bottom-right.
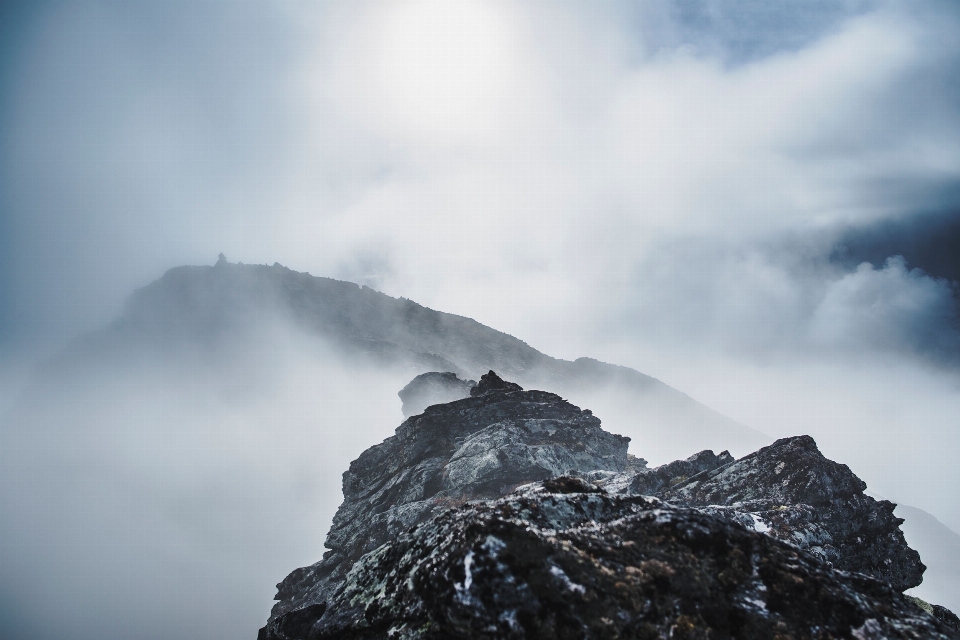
[[550, 564, 586, 594], [749, 513, 771, 534], [462, 550, 474, 591]]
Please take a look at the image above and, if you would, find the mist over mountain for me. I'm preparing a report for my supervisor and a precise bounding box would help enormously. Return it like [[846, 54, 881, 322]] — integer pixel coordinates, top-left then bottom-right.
[[3, 260, 960, 639], [0, 260, 767, 640], [110, 259, 771, 461]]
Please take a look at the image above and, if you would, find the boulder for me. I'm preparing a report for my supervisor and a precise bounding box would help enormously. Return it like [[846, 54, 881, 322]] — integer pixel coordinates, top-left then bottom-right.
[[398, 372, 476, 417]]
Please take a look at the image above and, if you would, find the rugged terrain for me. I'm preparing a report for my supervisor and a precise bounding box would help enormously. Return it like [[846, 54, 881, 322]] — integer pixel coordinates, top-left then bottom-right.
[[305, 486, 953, 639], [6, 261, 960, 640], [260, 372, 957, 639], [267, 371, 631, 622]]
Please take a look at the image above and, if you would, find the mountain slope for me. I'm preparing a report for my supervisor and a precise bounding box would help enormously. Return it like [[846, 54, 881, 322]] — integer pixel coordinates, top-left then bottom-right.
[[2, 259, 956, 640], [112, 260, 769, 461]]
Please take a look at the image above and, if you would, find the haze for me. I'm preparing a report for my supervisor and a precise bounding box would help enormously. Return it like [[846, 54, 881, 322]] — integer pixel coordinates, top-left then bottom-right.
[[2, 1, 960, 639]]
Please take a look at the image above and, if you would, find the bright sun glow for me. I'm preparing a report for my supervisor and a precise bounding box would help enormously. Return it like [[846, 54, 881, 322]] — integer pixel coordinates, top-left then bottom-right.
[[365, 0, 518, 140]]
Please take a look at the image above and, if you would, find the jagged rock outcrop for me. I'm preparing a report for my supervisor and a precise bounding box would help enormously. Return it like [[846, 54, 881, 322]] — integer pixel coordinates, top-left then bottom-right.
[[262, 373, 630, 637], [470, 370, 524, 396], [935, 605, 960, 633], [582, 437, 925, 591], [260, 373, 944, 639], [627, 448, 734, 495], [655, 435, 924, 591], [398, 372, 476, 417], [297, 482, 959, 639]]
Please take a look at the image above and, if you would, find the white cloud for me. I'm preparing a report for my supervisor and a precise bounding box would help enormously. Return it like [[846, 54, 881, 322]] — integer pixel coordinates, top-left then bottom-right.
[[811, 256, 959, 355]]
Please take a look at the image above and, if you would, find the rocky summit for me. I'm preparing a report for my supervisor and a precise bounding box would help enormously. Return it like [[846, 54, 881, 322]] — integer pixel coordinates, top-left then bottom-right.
[[260, 372, 958, 640], [308, 486, 954, 640], [264, 371, 630, 634]]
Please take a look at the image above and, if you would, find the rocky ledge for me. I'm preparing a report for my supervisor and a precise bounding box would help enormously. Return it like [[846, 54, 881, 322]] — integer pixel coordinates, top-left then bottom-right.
[[260, 372, 957, 639]]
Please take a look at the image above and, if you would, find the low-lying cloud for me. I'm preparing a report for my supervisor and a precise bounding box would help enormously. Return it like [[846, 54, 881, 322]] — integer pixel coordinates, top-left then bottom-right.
[[1, 320, 414, 640]]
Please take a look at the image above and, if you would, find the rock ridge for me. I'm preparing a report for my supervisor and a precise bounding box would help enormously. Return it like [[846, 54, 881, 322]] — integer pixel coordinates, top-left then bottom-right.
[[656, 435, 924, 591], [259, 372, 945, 639]]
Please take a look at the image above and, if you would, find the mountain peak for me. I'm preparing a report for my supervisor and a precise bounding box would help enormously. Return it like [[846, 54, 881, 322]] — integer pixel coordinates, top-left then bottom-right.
[[470, 369, 523, 396], [259, 376, 953, 639]]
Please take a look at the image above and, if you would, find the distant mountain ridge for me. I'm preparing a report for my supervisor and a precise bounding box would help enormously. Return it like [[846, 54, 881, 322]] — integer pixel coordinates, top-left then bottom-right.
[[109, 259, 769, 461]]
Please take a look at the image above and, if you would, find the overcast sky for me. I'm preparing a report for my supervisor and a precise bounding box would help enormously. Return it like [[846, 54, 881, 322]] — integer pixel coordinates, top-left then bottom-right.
[[1, 0, 957, 348], [3, 0, 960, 476], [2, 0, 960, 514], [3, 1, 960, 637]]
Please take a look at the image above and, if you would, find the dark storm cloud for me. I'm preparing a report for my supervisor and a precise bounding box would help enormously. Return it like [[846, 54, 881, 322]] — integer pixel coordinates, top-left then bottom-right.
[[834, 204, 960, 286], [623, 0, 882, 64]]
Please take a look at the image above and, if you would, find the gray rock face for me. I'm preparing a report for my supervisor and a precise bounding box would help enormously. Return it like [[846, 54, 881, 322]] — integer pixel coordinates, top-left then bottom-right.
[[398, 372, 475, 417], [291, 483, 960, 640], [262, 374, 630, 636], [259, 376, 939, 639], [655, 435, 925, 591], [582, 437, 924, 591]]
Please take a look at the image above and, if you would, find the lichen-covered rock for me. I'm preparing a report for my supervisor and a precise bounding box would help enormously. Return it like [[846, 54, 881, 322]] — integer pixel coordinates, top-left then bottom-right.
[[657, 435, 925, 591], [398, 372, 476, 417], [306, 482, 958, 639], [261, 374, 630, 637]]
